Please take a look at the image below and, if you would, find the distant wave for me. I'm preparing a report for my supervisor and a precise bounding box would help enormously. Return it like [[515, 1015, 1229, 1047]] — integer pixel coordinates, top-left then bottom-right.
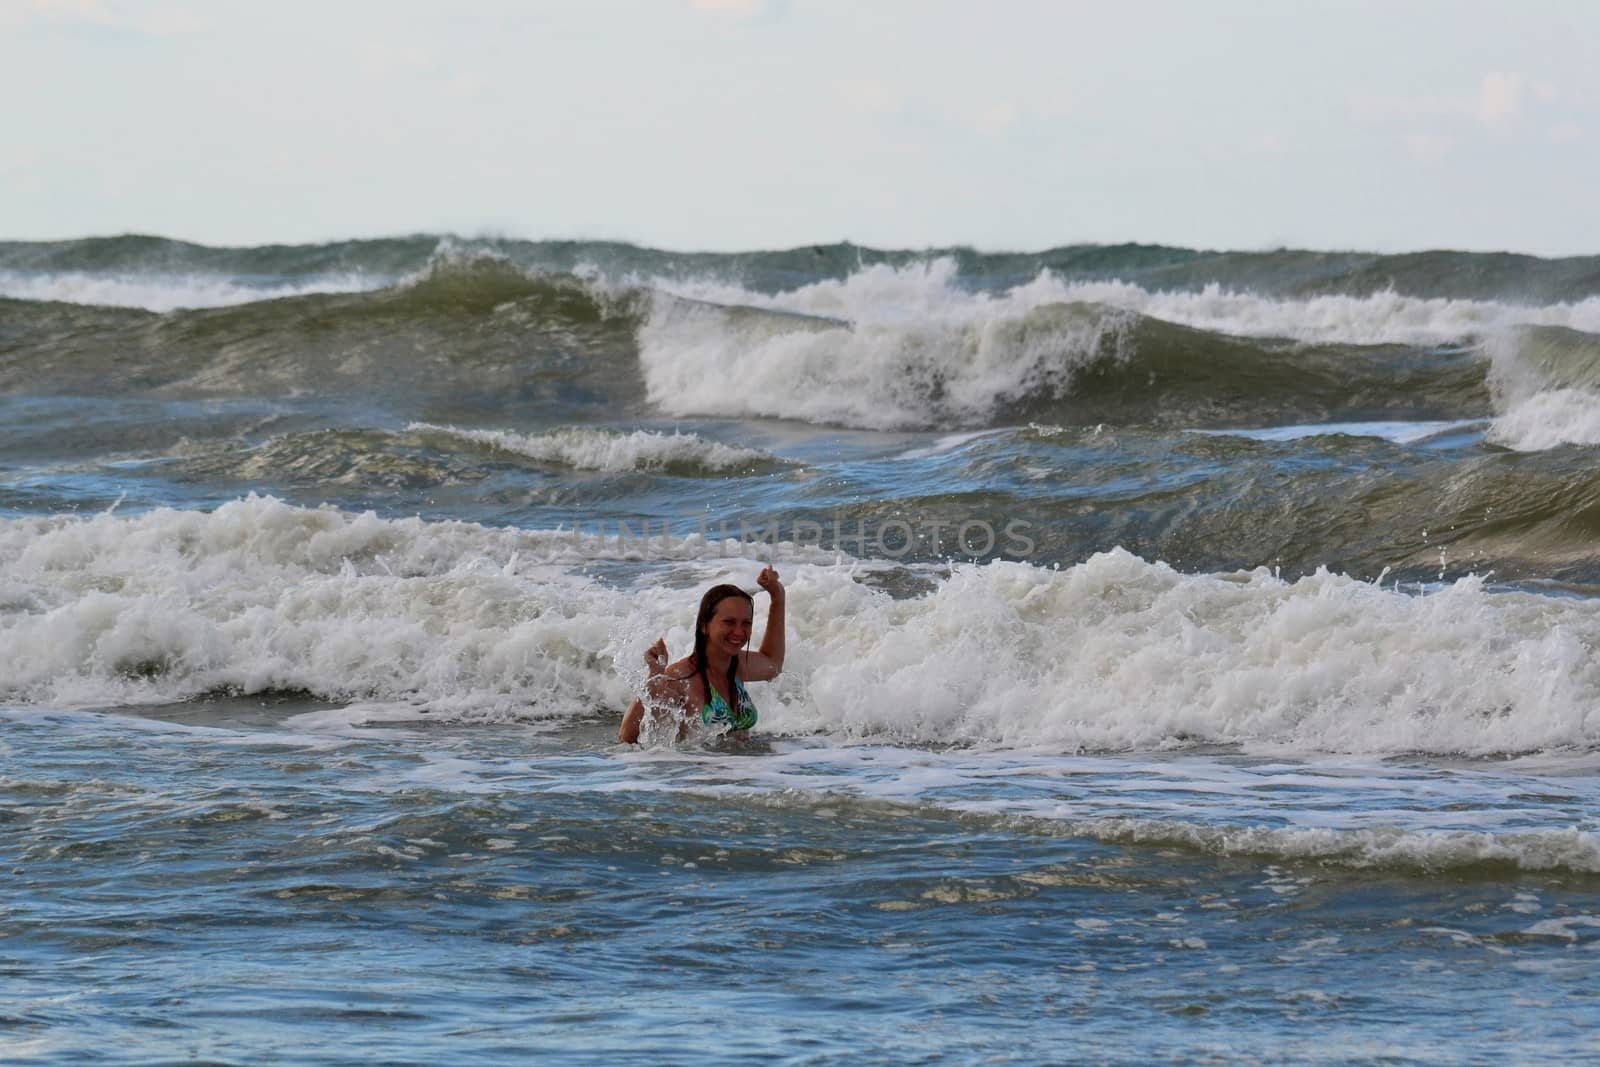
[[170, 429, 488, 489], [408, 422, 784, 474], [8, 243, 1600, 448], [0, 256, 644, 405], [637, 263, 1495, 430], [4, 233, 1599, 303], [650, 257, 1600, 346], [636, 259, 1600, 438], [0, 267, 386, 311], [119, 423, 785, 494]]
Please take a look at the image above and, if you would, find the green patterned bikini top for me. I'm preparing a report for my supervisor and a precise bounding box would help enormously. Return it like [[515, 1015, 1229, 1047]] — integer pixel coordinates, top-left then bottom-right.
[[701, 678, 758, 731]]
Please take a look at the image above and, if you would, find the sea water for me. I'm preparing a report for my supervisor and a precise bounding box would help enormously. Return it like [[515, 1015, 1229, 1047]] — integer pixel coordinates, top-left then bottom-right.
[[2, 236, 1599, 1064]]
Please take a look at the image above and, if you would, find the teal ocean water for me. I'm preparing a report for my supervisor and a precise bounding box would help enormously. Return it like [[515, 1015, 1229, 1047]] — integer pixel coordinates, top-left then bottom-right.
[[2, 236, 1600, 1063]]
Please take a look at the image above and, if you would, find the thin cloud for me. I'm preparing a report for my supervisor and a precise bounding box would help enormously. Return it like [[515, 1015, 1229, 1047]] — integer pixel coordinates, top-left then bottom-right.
[[1404, 132, 1454, 163], [1348, 90, 1458, 124], [1247, 132, 1284, 154], [2, 0, 202, 35], [973, 102, 1019, 131], [0, 144, 44, 176], [14, 0, 115, 23], [1477, 73, 1520, 125], [690, 0, 763, 17], [356, 41, 434, 80], [832, 78, 902, 116], [1350, 72, 1543, 130]]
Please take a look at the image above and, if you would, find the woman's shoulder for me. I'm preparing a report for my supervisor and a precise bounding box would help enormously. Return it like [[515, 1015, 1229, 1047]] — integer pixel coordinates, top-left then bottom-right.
[[662, 658, 698, 682], [651, 659, 704, 704]]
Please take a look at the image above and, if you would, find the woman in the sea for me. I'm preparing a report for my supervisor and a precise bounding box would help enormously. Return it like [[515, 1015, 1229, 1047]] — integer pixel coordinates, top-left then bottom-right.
[[617, 566, 785, 744]]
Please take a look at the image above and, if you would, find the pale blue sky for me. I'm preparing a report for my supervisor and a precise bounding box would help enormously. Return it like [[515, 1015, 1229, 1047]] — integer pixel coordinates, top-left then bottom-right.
[[3, 0, 1597, 254]]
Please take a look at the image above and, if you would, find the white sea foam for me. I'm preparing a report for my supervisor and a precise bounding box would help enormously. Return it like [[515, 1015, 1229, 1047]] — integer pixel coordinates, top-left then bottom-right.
[[631, 258, 1600, 432], [0, 269, 387, 311], [407, 422, 777, 472], [1485, 389, 1600, 450], [1056, 280, 1600, 347], [768, 549, 1600, 756], [1479, 329, 1600, 449], [3, 497, 1600, 757]]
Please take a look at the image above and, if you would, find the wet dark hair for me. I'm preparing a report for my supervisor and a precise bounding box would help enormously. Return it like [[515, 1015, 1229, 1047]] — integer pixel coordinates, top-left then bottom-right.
[[693, 584, 753, 720]]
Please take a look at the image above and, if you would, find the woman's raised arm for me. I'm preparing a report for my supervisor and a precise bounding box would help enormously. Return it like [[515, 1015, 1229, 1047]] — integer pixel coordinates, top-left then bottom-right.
[[742, 566, 785, 682]]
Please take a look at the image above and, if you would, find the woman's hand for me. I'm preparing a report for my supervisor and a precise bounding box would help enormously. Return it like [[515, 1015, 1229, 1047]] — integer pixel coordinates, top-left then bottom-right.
[[756, 565, 784, 599], [644, 637, 669, 676]]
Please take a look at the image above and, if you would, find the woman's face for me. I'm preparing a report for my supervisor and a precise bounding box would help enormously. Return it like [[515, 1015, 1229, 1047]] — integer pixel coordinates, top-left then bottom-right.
[[704, 597, 753, 655]]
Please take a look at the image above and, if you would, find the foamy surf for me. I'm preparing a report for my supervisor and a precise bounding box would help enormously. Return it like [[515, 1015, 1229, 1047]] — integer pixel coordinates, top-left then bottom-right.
[[3, 497, 1598, 756]]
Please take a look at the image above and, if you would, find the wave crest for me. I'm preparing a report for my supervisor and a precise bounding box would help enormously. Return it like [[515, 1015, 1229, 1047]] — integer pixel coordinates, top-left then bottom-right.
[[637, 259, 1494, 429], [408, 422, 783, 474]]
